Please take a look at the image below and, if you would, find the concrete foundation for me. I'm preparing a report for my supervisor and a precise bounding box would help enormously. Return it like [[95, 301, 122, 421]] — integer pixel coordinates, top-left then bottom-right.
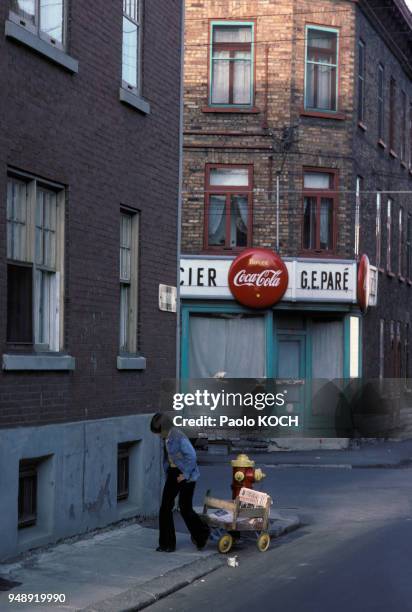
[[0, 414, 162, 561]]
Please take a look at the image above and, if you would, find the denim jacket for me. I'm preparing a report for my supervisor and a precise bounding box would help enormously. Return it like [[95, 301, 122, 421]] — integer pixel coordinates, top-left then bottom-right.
[[163, 428, 200, 482]]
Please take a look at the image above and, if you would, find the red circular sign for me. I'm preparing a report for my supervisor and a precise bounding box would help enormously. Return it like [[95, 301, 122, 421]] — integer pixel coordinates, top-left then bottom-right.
[[357, 254, 370, 313], [228, 248, 289, 309]]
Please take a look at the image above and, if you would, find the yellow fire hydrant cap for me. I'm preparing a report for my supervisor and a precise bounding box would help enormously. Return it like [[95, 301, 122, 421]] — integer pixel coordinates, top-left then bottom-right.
[[231, 453, 255, 468]]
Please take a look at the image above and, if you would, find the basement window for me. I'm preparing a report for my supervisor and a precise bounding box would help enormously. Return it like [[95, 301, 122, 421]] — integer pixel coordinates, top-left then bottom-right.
[[18, 459, 38, 529]]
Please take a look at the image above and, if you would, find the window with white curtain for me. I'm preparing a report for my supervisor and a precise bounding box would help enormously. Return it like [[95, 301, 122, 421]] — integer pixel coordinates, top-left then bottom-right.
[[210, 22, 254, 107], [122, 0, 142, 92], [189, 314, 266, 378], [119, 211, 139, 353], [305, 26, 338, 112], [206, 165, 252, 250], [9, 0, 65, 48], [302, 170, 336, 252], [6, 174, 64, 350]]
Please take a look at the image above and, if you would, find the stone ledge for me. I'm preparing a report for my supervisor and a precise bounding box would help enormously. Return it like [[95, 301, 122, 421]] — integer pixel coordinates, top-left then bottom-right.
[[117, 355, 147, 370], [2, 354, 76, 371], [5, 20, 79, 73], [119, 88, 151, 114]]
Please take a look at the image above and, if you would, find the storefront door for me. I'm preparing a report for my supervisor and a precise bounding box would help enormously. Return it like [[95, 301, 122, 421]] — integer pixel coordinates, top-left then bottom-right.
[[276, 334, 306, 433]]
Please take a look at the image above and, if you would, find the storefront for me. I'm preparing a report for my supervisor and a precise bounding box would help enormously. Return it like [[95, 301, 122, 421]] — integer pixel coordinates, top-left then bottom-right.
[[180, 251, 377, 434]]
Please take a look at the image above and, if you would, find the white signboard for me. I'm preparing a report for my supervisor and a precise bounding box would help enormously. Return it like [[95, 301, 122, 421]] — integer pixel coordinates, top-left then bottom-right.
[[180, 257, 359, 303]]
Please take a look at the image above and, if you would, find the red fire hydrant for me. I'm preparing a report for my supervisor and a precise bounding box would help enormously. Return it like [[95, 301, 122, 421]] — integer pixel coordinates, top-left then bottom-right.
[[231, 453, 266, 499]]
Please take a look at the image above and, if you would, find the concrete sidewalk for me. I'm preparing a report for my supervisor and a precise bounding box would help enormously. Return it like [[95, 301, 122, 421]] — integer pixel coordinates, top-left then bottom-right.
[[198, 439, 412, 469], [0, 512, 299, 612]]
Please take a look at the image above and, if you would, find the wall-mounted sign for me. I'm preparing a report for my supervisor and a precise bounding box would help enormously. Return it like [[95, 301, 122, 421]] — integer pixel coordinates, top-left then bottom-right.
[[180, 256, 361, 304], [357, 254, 370, 313], [228, 248, 288, 309]]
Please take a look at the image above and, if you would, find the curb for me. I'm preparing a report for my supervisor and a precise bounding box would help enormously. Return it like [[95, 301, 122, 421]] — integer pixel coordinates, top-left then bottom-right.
[[81, 555, 225, 612]]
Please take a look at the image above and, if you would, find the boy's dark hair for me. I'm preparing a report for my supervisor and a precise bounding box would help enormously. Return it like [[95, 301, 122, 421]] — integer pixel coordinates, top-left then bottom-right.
[[150, 412, 173, 434]]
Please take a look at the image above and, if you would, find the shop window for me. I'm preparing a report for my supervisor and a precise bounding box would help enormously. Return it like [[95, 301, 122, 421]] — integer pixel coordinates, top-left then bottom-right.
[[386, 198, 392, 272], [311, 319, 343, 380], [189, 313, 265, 378], [7, 174, 65, 350], [205, 165, 252, 250], [357, 40, 365, 124], [9, 0, 66, 49], [18, 460, 38, 529], [305, 26, 339, 112], [209, 22, 254, 107], [119, 210, 139, 353], [377, 64, 385, 142], [302, 170, 337, 253], [376, 192, 382, 268]]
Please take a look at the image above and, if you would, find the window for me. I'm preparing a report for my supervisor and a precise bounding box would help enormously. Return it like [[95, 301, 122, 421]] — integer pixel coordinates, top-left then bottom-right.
[[18, 460, 38, 529], [377, 64, 385, 141], [376, 191, 382, 268], [119, 211, 139, 353], [405, 323, 410, 381], [9, 0, 65, 48], [357, 40, 365, 123], [355, 177, 362, 258], [7, 175, 64, 350], [117, 443, 131, 502], [305, 26, 339, 112], [401, 91, 406, 162], [387, 198, 392, 272], [302, 170, 336, 252], [205, 165, 252, 250], [209, 22, 254, 107], [395, 322, 402, 378], [379, 319, 385, 380], [122, 0, 142, 92], [398, 207, 404, 277], [407, 213, 412, 280], [389, 77, 396, 152]]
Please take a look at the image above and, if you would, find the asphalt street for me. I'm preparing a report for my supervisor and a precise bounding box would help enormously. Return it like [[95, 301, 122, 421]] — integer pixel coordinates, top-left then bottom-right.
[[148, 462, 412, 612]]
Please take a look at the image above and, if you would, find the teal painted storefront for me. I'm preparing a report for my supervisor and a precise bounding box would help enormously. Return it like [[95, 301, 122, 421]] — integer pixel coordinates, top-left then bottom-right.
[[181, 300, 363, 434]]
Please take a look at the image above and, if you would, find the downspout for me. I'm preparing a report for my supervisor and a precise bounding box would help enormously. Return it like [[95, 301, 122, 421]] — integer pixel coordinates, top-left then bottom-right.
[[176, 0, 185, 382]]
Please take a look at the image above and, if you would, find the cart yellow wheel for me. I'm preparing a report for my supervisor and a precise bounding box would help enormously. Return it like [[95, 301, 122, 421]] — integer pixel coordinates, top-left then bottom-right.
[[257, 532, 270, 552], [217, 533, 233, 554]]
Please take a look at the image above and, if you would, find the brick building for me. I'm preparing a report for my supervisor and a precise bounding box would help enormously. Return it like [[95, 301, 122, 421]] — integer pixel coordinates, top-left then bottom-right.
[[180, 0, 412, 432], [0, 0, 182, 560]]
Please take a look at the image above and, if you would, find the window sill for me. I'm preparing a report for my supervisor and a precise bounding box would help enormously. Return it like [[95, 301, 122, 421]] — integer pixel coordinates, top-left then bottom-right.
[[401, 161, 407, 169], [357, 121, 367, 132], [386, 270, 395, 278], [202, 106, 260, 114], [399, 275, 406, 282], [5, 20, 78, 73], [300, 110, 345, 120], [298, 250, 340, 259], [377, 139, 387, 149], [389, 149, 398, 159], [119, 88, 151, 115], [407, 279, 412, 286], [117, 355, 147, 370], [2, 354, 75, 371]]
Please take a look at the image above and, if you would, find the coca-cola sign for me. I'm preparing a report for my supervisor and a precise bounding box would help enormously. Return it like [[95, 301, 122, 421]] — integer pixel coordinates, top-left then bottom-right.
[[228, 248, 289, 308]]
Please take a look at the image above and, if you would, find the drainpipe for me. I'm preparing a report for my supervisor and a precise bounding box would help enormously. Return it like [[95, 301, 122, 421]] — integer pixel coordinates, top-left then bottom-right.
[[175, 0, 185, 383]]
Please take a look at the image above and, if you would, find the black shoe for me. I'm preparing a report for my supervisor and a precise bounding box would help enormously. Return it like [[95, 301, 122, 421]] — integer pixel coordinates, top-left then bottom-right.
[[156, 546, 175, 553]]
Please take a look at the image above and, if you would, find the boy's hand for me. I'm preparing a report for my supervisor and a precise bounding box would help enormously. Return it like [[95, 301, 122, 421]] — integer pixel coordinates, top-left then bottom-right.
[[177, 474, 186, 483]]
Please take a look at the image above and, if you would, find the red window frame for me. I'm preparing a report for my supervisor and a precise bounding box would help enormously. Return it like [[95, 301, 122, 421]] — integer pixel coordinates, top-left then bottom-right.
[[204, 164, 253, 252], [301, 168, 338, 255], [209, 23, 254, 108]]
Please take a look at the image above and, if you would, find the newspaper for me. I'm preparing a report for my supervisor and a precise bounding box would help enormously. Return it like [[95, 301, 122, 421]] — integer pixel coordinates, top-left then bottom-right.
[[207, 489, 271, 529]]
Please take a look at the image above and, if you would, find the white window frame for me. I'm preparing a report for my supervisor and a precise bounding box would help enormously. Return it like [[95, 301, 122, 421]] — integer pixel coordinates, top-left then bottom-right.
[[304, 25, 339, 113], [122, 0, 143, 94], [119, 210, 139, 354], [9, 0, 66, 50], [6, 173, 65, 351]]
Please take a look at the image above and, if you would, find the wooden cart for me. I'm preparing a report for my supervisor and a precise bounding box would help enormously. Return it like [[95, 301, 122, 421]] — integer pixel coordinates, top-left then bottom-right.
[[201, 489, 272, 553]]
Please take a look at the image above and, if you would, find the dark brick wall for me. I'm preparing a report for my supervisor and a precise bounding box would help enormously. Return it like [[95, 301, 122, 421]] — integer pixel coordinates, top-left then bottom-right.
[[0, 0, 182, 427], [354, 5, 412, 378]]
